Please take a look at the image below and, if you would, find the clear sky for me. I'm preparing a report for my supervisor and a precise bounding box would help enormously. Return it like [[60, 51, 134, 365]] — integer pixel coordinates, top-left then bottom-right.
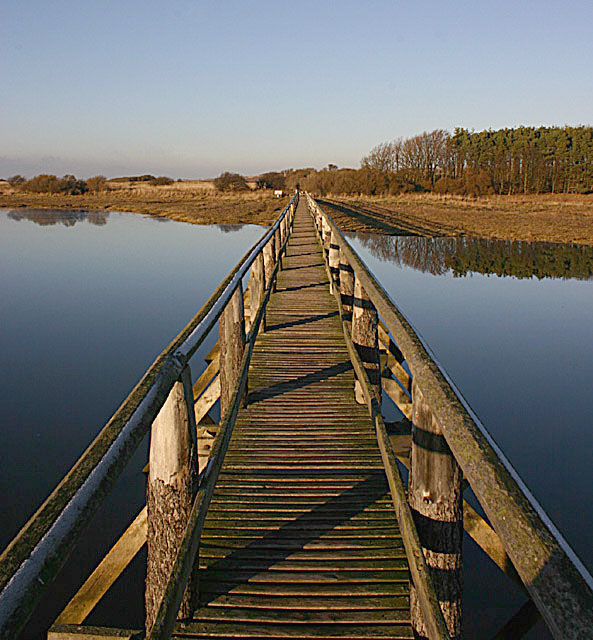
[[2, 0, 592, 179]]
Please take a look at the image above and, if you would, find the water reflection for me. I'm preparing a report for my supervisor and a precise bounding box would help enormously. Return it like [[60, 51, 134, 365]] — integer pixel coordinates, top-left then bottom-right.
[[348, 233, 593, 280], [8, 208, 110, 227], [217, 223, 245, 233]]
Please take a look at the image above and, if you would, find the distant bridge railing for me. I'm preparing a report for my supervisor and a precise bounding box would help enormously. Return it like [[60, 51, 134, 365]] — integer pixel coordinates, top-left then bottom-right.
[[0, 194, 298, 640], [306, 193, 593, 640]]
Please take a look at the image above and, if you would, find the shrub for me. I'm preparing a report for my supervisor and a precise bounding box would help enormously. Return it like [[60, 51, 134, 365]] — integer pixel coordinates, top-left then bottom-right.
[[150, 176, 174, 186], [214, 172, 249, 192], [21, 174, 88, 195], [86, 175, 108, 192], [8, 175, 25, 187]]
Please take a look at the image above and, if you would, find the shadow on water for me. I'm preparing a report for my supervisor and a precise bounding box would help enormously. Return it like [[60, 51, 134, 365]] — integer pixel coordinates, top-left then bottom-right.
[[346, 232, 593, 280]]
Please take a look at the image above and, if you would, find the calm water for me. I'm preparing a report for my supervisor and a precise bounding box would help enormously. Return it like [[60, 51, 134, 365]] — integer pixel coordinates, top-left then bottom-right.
[[0, 209, 266, 638], [1, 210, 592, 638], [350, 233, 593, 639]]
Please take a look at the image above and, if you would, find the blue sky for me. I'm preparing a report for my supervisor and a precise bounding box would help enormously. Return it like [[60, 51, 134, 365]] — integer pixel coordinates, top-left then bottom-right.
[[2, 0, 592, 178]]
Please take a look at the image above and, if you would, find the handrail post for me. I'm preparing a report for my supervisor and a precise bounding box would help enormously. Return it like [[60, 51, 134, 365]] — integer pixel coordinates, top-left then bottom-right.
[[219, 283, 246, 415], [274, 225, 282, 266], [339, 248, 354, 326], [322, 217, 331, 257], [351, 275, 381, 404], [409, 380, 463, 640], [145, 365, 198, 630], [250, 252, 266, 332], [263, 236, 276, 293], [328, 229, 340, 295]]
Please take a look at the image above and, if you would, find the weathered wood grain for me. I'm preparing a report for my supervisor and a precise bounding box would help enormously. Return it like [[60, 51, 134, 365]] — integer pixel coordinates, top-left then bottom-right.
[[187, 198, 413, 640]]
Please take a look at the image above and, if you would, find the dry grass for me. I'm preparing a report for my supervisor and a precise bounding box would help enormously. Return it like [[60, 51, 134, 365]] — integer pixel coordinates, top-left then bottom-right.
[[321, 193, 593, 245], [0, 180, 287, 226]]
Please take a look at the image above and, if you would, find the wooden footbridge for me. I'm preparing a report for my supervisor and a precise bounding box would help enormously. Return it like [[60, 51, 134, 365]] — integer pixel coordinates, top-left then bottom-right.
[[1, 194, 593, 640]]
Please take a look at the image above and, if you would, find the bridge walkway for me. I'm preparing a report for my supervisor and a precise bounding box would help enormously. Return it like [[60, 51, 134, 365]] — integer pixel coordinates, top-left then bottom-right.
[[181, 199, 412, 638]]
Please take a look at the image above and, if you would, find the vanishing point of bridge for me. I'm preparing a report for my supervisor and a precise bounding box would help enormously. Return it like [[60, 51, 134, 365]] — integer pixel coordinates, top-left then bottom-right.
[[1, 195, 592, 639]]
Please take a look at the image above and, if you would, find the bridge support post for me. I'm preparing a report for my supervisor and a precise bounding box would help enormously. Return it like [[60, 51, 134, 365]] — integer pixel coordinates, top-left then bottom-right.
[[263, 236, 276, 293], [328, 230, 340, 295], [274, 226, 282, 266], [339, 249, 354, 326], [220, 283, 246, 416], [351, 275, 381, 404], [145, 365, 198, 630], [322, 218, 331, 257], [251, 252, 266, 332], [409, 381, 463, 640]]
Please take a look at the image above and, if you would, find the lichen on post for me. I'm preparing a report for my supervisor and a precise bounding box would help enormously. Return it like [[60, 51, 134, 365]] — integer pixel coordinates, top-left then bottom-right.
[[409, 380, 463, 640], [339, 248, 354, 326], [328, 230, 340, 295], [145, 366, 198, 629], [250, 251, 266, 332], [351, 275, 381, 404], [219, 283, 246, 417]]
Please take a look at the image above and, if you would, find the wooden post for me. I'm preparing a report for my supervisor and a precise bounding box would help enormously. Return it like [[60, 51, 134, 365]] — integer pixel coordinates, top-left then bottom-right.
[[339, 248, 354, 326], [322, 217, 331, 256], [280, 216, 286, 244], [409, 380, 463, 640], [250, 252, 265, 332], [351, 275, 381, 404], [219, 283, 246, 417], [146, 366, 198, 630], [274, 226, 282, 262], [328, 230, 340, 295], [263, 236, 276, 292]]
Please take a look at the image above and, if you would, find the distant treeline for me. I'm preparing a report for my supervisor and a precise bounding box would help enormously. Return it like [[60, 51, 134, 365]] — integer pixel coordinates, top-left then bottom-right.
[[290, 126, 593, 197], [353, 234, 593, 280], [5, 173, 174, 194]]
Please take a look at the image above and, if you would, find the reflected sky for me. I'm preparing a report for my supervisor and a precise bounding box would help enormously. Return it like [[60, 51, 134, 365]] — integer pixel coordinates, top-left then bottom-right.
[[0, 208, 265, 637]]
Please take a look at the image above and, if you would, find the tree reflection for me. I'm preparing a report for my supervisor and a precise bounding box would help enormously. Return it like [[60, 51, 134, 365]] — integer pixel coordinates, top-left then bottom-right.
[[352, 233, 593, 280], [216, 224, 245, 233], [7, 209, 109, 227]]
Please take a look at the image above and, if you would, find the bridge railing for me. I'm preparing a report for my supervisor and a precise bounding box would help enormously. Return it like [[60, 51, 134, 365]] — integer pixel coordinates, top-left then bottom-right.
[[306, 193, 593, 640], [0, 194, 298, 640]]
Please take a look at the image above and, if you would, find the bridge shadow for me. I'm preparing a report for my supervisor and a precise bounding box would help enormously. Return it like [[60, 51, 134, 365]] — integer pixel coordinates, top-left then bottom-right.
[[198, 471, 393, 606], [247, 361, 352, 403], [276, 281, 326, 294], [265, 310, 338, 332]]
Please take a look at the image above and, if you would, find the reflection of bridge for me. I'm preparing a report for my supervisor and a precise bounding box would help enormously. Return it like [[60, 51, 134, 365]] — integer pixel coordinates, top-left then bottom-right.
[[1, 196, 592, 640]]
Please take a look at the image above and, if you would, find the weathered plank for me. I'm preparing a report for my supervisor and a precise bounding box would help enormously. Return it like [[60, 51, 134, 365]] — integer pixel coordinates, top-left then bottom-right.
[[184, 198, 412, 640]]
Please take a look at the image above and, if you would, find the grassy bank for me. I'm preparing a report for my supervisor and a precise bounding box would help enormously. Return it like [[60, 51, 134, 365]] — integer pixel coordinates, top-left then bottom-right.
[[0, 180, 287, 226], [317, 193, 593, 245]]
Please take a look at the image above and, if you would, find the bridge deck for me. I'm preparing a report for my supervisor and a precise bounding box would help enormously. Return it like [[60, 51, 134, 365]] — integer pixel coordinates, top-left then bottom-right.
[[179, 201, 412, 638]]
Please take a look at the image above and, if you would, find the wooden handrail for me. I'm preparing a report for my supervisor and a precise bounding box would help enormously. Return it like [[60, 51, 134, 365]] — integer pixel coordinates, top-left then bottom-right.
[[310, 203, 452, 640], [307, 193, 593, 639], [145, 201, 295, 640], [0, 194, 298, 640]]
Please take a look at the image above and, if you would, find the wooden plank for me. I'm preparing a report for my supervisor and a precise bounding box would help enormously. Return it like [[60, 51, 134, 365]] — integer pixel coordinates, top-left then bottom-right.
[[148, 198, 415, 640], [195, 376, 220, 423], [48, 626, 142, 640], [55, 508, 147, 624], [192, 354, 220, 401], [176, 621, 413, 638]]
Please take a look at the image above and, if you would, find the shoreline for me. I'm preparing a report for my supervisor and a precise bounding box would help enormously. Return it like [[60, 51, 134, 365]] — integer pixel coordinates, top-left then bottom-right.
[[3, 190, 593, 246], [0, 189, 286, 227]]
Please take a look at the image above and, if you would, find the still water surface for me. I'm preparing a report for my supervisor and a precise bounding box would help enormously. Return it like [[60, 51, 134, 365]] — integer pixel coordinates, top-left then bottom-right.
[[350, 232, 593, 639], [1, 210, 592, 638]]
